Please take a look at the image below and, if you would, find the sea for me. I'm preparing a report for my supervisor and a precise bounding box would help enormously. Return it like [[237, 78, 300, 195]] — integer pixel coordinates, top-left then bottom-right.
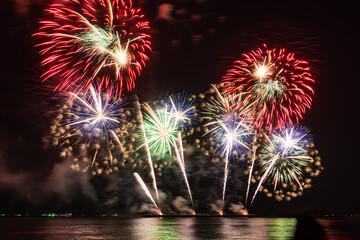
[[0, 216, 359, 239]]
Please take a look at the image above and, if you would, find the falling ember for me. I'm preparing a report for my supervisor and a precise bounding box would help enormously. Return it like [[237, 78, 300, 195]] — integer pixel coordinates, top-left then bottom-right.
[[158, 210, 163, 215], [192, 210, 196, 216], [219, 210, 223, 216]]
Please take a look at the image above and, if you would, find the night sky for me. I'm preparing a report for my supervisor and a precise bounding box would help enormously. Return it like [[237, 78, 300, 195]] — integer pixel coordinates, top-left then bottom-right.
[[0, 0, 359, 215]]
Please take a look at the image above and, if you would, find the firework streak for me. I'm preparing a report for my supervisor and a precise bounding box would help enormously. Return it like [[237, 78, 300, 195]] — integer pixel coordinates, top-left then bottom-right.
[[133, 172, 159, 210], [135, 97, 160, 206]]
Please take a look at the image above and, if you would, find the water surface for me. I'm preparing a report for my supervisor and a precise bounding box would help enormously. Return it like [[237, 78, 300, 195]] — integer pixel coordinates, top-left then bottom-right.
[[0, 217, 358, 239]]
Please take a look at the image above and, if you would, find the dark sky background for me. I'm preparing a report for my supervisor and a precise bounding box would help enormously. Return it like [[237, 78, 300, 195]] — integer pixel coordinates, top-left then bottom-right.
[[0, 0, 359, 215]]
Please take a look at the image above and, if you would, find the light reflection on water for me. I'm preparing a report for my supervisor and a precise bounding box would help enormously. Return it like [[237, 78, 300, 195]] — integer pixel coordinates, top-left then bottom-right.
[[130, 217, 296, 239], [133, 218, 296, 240], [0, 217, 357, 239]]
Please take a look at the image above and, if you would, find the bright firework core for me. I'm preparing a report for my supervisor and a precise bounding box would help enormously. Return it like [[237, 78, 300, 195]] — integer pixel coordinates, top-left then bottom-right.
[[172, 111, 186, 123], [255, 65, 271, 79], [115, 49, 129, 66], [282, 136, 297, 149], [253, 58, 273, 80], [225, 131, 237, 144]]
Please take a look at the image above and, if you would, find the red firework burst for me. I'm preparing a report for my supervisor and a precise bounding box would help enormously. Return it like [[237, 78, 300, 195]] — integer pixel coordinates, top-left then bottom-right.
[[35, 0, 151, 95], [222, 44, 314, 132]]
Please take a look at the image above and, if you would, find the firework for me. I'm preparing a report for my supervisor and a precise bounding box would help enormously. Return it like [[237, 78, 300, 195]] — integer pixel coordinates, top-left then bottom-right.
[[249, 125, 322, 205], [207, 113, 252, 211], [162, 92, 197, 208], [65, 85, 123, 141], [50, 85, 131, 175], [222, 44, 314, 132], [206, 113, 252, 159], [200, 85, 232, 120], [35, 0, 151, 94], [200, 85, 253, 211], [200, 85, 253, 159], [162, 91, 197, 166], [261, 125, 313, 188], [142, 102, 178, 158], [162, 91, 198, 133], [138, 96, 196, 210]]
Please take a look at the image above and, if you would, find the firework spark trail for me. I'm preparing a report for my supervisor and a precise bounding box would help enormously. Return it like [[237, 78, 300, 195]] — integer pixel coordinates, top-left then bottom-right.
[[221, 148, 230, 212], [173, 132, 194, 209], [245, 133, 258, 207], [178, 131, 185, 166], [249, 153, 280, 208], [135, 97, 160, 206], [212, 84, 230, 112], [110, 129, 130, 166], [133, 172, 159, 211]]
